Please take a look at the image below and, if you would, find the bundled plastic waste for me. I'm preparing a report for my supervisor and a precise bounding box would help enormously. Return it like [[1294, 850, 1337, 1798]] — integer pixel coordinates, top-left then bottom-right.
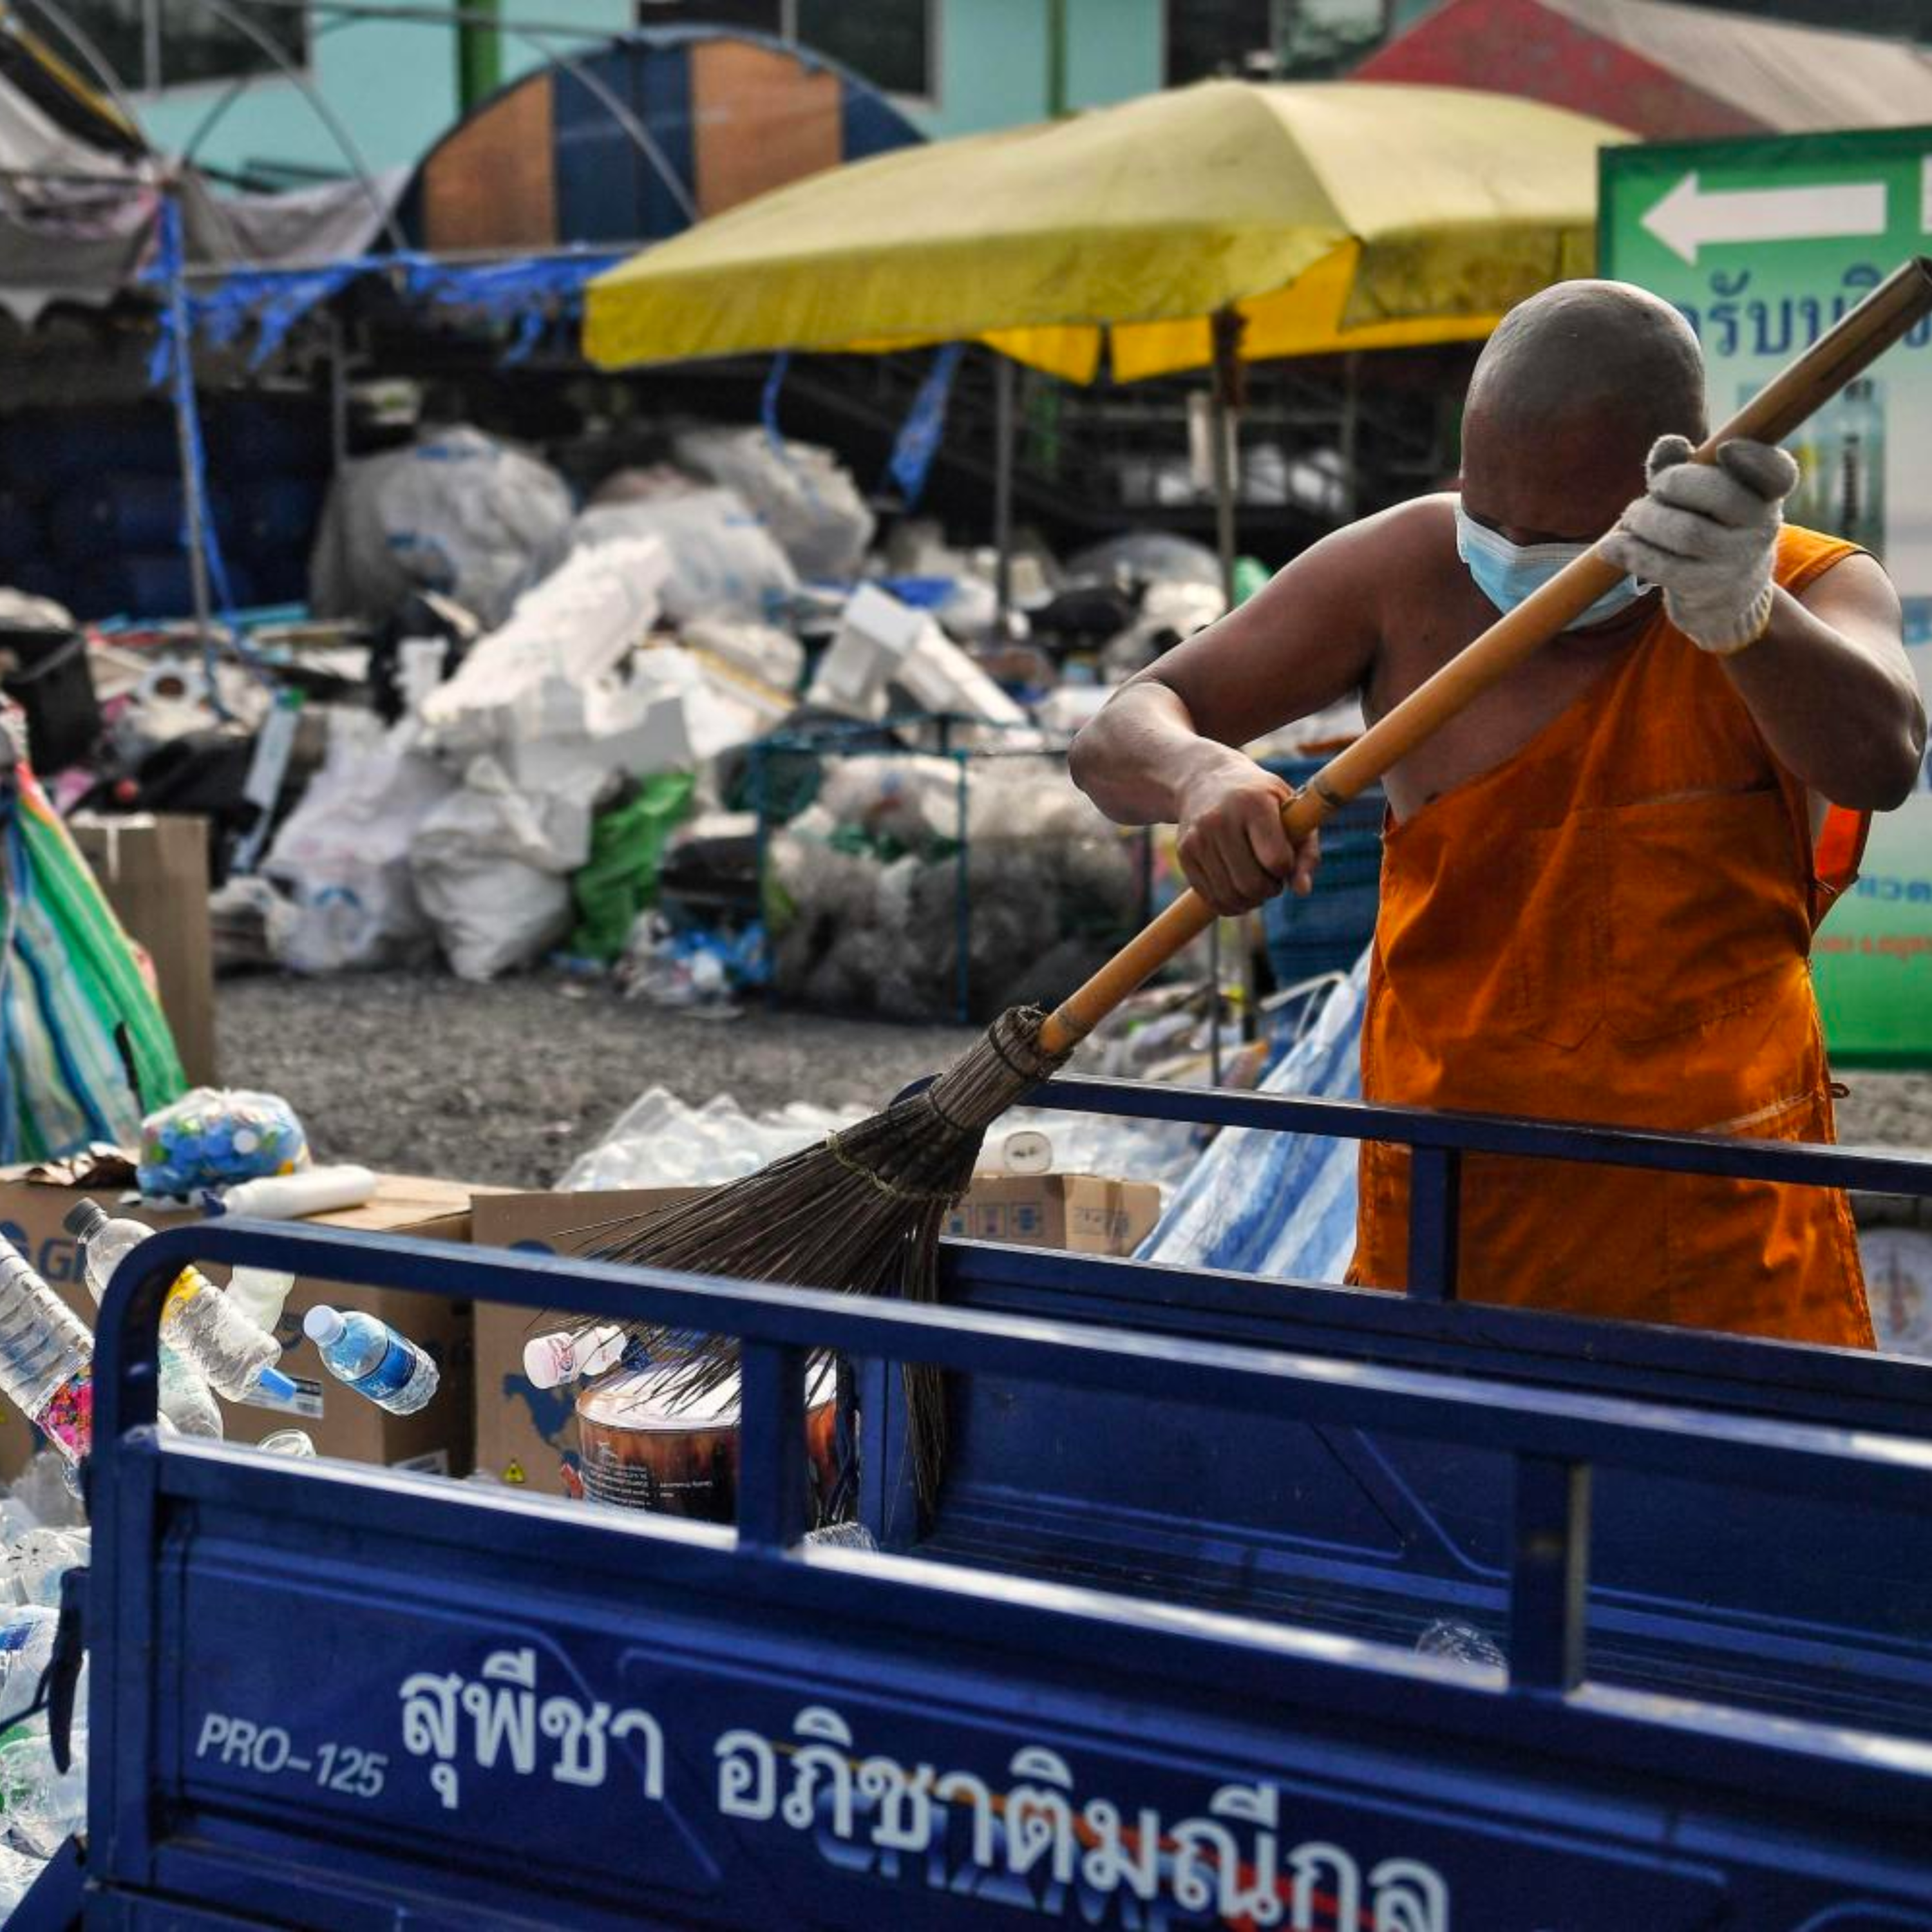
[[259, 710, 453, 975], [766, 756, 1138, 1023], [308, 425, 574, 629], [137, 1088, 307, 1198], [673, 427, 874, 582], [560, 1084, 1200, 1198], [574, 486, 798, 626]]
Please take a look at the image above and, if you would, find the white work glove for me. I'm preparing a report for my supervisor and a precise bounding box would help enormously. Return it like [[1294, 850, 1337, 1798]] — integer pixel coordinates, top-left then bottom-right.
[[1600, 434, 1799, 655]]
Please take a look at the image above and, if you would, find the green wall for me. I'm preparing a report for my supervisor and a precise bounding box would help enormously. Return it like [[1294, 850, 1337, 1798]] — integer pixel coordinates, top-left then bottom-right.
[[927, 0, 1162, 136]]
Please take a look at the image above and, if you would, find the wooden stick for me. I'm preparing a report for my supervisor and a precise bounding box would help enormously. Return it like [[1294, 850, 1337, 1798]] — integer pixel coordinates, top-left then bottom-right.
[[1039, 256, 1932, 1057]]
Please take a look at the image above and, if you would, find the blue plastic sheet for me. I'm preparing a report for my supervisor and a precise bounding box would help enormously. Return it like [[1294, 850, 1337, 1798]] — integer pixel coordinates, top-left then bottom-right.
[[886, 342, 963, 507], [1137, 950, 1369, 1282]]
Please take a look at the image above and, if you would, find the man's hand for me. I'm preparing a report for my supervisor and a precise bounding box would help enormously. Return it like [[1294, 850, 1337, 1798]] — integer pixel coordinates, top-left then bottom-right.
[[1600, 435, 1800, 654], [1175, 757, 1321, 916]]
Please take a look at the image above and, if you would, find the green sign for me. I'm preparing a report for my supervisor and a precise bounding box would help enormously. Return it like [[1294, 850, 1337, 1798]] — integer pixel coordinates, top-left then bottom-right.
[[1603, 130, 1932, 1068]]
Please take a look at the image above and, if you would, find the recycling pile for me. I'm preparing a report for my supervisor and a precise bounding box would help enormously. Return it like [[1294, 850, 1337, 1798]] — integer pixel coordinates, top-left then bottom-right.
[[5, 405, 1368, 1030]]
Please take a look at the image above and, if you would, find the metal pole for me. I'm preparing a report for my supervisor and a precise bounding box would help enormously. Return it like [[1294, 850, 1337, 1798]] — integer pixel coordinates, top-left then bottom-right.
[[1209, 308, 1246, 610], [994, 354, 1016, 629], [1340, 348, 1361, 522], [162, 194, 217, 658], [1046, 0, 1068, 117]]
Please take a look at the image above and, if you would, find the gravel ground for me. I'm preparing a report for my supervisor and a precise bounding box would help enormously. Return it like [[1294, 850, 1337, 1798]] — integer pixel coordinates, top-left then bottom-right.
[[216, 970, 980, 1191], [216, 969, 1932, 1195]]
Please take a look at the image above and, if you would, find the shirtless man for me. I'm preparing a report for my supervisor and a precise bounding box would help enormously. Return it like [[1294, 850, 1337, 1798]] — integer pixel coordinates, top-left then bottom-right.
[[1070, 280, 1926, 1340]]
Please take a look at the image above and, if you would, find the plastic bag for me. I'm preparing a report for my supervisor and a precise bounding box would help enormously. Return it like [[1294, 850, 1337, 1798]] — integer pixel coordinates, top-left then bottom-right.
[[574, 488, 798, 625], [261, 711, 453, 974], [308, 426, 574, 629], [673, 428, 875, 582], [568, 773, 696, 962], [409, 760, 578, 981], [138, 1087, 308, 1197]]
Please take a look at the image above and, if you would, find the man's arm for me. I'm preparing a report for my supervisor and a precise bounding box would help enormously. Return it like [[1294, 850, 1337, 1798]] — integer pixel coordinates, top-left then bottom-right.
[[1602, 438, 1926, 810], [1069, 504, 1396, 914], [1729, 554, 1926, 811]]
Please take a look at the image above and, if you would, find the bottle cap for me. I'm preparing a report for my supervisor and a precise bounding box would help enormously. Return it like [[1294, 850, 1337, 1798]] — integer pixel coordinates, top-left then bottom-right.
[[255, 1367, 300, 1403], [61, 1201, 108, 1240], [302, 1306, 345, 1347]]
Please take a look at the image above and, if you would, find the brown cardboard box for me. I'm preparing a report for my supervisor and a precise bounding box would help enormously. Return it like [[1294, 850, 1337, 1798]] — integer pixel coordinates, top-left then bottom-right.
[[466, 1172, 1160, 1493], [68, 813, 218, 1086], [0, 1170, 480, 1477], [945, 1173, 1162, 1255], [469, 1188, 700, 1495]]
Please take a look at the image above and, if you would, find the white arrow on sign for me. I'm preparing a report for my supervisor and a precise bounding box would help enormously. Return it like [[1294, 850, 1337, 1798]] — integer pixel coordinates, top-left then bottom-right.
[[1642, 170, 1888, 265]]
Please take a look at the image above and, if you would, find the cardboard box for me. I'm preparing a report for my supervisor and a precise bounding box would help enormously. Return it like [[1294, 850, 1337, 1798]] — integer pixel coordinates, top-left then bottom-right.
[[469, 1187, 700, 1494], [945, 1173, 1162, 1256], [467, 1173, 1160, 1493], [68, 813, 218, 1086], [0, 1170, 480, 1477]]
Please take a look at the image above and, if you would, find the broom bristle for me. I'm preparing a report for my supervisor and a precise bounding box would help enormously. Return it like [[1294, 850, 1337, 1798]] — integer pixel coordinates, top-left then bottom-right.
[[567, 1005, 1072, 1504]]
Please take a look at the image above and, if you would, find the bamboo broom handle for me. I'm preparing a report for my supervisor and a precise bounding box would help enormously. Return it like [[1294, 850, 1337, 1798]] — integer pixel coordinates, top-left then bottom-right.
[[1039, 256, 1932, 1059]]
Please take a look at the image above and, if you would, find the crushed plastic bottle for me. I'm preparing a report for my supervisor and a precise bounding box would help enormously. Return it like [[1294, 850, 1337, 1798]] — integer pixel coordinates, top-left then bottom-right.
[[522, 1324, 630, 1391], [804, 1521, 878, 1552], [256, 1428, 316, 1459], [0, 1724, 86, 1855], [0, 1247, 93, 1466], [1415, 1618, 1508, 1668], [158, 1352, 223, 1441], [66, 1203, 297, 1407], [303, 1307, 439, 1416], [0, 1609, 56, 1730], [223, 1268, 296, 1337], [0, 1531, 87, 1612], [0, 1841, 48, 1912], [8, 1457, 81, 1534]]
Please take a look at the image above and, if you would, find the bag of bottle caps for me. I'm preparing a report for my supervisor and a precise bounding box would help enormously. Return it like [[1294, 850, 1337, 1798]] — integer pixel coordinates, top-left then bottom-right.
[[137, 1088, 308, 1198]]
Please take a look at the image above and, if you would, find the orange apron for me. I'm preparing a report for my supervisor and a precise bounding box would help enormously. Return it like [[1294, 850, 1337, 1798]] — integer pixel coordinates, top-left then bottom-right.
[[1349, 526, 1875, 1348]]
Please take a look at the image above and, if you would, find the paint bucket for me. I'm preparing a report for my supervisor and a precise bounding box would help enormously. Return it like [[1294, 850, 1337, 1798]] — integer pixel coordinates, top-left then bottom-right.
[[574, 1356, 839, 1522]]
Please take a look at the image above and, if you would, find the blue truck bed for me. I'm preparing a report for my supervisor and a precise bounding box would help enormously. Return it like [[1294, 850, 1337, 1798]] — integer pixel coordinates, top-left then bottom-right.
[[19, 1083, 1932, 1929]]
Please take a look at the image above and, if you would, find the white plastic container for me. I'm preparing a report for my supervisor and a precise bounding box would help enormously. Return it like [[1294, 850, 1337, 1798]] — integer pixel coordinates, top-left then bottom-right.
[[214, 1164, 378, 1221]]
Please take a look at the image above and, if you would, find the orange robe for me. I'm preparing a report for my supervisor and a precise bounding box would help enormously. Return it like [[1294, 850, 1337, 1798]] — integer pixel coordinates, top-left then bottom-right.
[[1349, 526, 1874, 1347]]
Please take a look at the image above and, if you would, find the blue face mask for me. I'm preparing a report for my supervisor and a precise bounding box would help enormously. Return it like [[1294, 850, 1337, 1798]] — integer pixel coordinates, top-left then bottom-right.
[[1454, 502, 1647, 631]]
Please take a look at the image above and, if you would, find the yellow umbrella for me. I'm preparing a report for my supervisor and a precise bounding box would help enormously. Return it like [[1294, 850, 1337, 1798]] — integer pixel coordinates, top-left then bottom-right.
[[584, 79, 1630, 382]]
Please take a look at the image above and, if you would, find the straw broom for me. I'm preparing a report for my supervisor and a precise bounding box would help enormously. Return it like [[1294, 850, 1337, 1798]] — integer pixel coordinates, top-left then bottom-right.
[[583, 260, 1932, 1506]]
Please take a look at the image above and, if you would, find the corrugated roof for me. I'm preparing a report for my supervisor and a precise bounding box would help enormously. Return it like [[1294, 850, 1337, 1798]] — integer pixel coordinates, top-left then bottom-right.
[[1535, 0, 1932, 129]]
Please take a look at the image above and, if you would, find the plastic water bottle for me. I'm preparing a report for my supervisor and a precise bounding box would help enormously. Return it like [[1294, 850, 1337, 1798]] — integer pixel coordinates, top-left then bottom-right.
[[0, 1530, 88, 1611], [0, 1247, 93, 1466], [223, 1267, 296, 1336], [522, 1323, 631, 1391], [1416, 1618, 1508, 1668], [256, 1428, 316, 1459], [211, 1164, 377, 1221], [804, 1521, 878, 1552], [0, 1842, 48, 1912], [0, 1725, 86, 1855], [66, 1204, 297, 1407], [0, 1608, 56, 1729], [158, 1351, 223, 1441], [303, 1307, 439, 1416]]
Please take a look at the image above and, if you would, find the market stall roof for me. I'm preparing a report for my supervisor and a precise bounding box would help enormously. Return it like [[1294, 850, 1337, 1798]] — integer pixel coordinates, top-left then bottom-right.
[[1356, 0, 1932, 139], [399, 25, 925, 256], [584, 79, 1627, 384]]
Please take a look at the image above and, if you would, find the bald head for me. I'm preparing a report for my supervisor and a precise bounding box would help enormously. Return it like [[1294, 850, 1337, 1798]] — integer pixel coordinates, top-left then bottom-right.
[[1461, 280, 1707, 545]]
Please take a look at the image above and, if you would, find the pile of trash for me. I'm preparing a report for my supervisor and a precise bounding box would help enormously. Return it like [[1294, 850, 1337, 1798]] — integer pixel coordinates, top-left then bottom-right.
[[6, 402, 1372, 1037]]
